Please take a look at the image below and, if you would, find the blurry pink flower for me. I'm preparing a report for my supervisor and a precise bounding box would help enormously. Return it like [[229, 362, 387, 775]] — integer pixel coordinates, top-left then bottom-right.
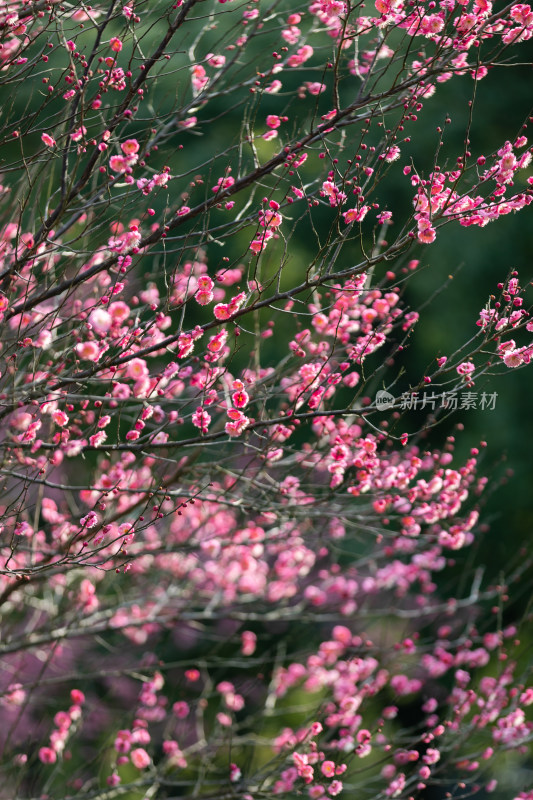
[[70, 126, 87, 142], [131, 748, 151, 769], [207, 54, 226, 68], [75, 341, 100, 361], [39, 747, 57, 764], [241, 631, 257, 655]]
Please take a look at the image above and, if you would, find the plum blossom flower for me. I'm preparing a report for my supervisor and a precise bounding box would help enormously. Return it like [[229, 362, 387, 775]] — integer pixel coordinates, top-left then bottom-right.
[[207, 54, 226, 68], [39, 747, 57, 764], [343, 206, 369, 223], [282, 26, 301, 44], [88, 308, 112, 334], [212, 173, 235, 193], [70, 126, 87, 142], [52, 410, 69, 427], [131, 748, 151, 769], [109, 155, 130, 173], [250, 229, 273, 253], [76, 341, 101, 361], [191, 64, 208, 93], [321, 180, 347, 207], [258, 207, 283, 228], [192, 407, 211, 433], [80, 511, 99, 528], [384, 145, 401, 162], [241, 630, 257, 655], [121, 138, 139, 156], [266, 115, 282, 129], [502, 348, 524, 367], [306, 81, 326, 94], [265, 79, 282, 93], [15, 521, 33, 537], [287, 45, 314, 67], [456, 361, 475, 377]]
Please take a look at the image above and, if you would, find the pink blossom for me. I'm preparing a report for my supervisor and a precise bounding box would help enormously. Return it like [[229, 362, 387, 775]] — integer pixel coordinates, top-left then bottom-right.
[[212, 174, 235, 193], [386, 773, 406, 797], [39, 747, 57, 764], [115, 730, 132, 753], [76, 341, 101, 361], [207, 330, 228, 355], [172, 701, 190, 718], [241, 630, 257, 655], [179, 116, 197, 128], [456, 361, 475, 376], [266, 115, 282, 129], [52, 410, 69, 427], [14, 521, 32, 537], [192, 407, 211, 433], [121, 139, 139, 156], [4, 683, 26, 705], [265, 79, 282, 93], [70, 126, 87, 142], [126, 358, 148, 380], [109, 155, 129, 173], [131, 747, 151, 769], [502, 349, 524, 367], [321, 761, 336, 777], [88, 308, 112, 334], [343, 206, 369, 223], [250, 232, 272, 253], [108, 301, 130, 323], [80, 511, 98, 528], [306, 81, 326, 95], [417, 221, 436, 243], [287, 45, 314, 67], [191, 64, 208, 92], [282, 26, 301, 44], [259, 208, 283, 228], [214, 303, 231, 320], [232, 388, 249, 408], [207, 54, 226, 68], [384, 145, 401, 162]]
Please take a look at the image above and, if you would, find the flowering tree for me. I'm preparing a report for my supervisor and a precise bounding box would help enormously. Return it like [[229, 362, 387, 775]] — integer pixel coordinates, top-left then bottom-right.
[[0, 0, 532, 798]]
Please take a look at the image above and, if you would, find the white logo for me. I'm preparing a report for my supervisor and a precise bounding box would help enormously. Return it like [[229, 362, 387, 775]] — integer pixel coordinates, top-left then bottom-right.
[[375, 390, 395, 410]]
